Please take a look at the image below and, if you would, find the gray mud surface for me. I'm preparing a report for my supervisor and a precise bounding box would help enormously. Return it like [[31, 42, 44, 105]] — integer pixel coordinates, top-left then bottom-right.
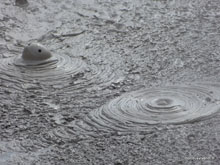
[[1, 0, 220, 164]]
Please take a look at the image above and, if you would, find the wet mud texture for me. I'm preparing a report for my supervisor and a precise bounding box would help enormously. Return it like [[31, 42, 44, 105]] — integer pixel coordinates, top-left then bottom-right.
[[1, 0, 220, 164]]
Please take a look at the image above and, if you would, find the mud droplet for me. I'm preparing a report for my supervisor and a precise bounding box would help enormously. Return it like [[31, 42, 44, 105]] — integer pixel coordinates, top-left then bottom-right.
[[187, 134, 196, 144], [205, 97, 212, 102]]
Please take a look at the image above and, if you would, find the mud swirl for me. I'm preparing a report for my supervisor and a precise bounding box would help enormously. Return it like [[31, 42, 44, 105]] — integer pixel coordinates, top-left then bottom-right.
[[0, 54, 119, 93], [0, 54, 85, 86], [73, 84, 220, 132]]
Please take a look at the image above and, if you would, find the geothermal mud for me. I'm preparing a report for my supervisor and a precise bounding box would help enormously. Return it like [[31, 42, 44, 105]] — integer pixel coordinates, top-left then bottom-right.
[[1, 0, 220, 164]]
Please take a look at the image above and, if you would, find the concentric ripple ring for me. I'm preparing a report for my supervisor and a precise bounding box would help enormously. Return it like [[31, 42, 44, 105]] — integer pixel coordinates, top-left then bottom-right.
[[82, 85, 220, 132], [0, 43, 119, 95], [0, 43, 86, 87], [0, 53, 86, 86]]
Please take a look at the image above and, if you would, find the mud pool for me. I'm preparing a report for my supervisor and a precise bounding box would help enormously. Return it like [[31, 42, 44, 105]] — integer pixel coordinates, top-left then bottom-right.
[[1, 0, 220, 164]]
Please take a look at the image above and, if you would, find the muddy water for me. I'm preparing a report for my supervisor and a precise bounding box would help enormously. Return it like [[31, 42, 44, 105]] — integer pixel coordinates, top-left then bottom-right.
[[1, 0, 220, 164]]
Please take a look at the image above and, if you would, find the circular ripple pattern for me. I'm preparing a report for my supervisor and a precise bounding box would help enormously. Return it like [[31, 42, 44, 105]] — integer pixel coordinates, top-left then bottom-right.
[[80, 85, 220, 132], [0, 54, 118, 93], [0, 54, 86, 86]]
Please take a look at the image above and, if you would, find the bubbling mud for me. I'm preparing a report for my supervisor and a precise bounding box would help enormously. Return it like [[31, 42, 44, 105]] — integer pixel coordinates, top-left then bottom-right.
[[22, 43, 52, 62], [74, 85, 220, 132], [0, 53, 85, 86], [0, 43, 119, 91], [0, 43, 86, 87]]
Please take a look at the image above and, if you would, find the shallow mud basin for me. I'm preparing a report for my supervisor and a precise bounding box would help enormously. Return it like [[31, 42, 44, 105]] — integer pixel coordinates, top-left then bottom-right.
[[81, 84, 220, 132], [1, 0, 220, 164]]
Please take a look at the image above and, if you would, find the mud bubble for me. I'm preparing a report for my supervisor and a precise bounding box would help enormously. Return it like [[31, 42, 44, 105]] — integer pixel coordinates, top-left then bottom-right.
[[0, 43, 86, 86], [0, 43, 119, 93]]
